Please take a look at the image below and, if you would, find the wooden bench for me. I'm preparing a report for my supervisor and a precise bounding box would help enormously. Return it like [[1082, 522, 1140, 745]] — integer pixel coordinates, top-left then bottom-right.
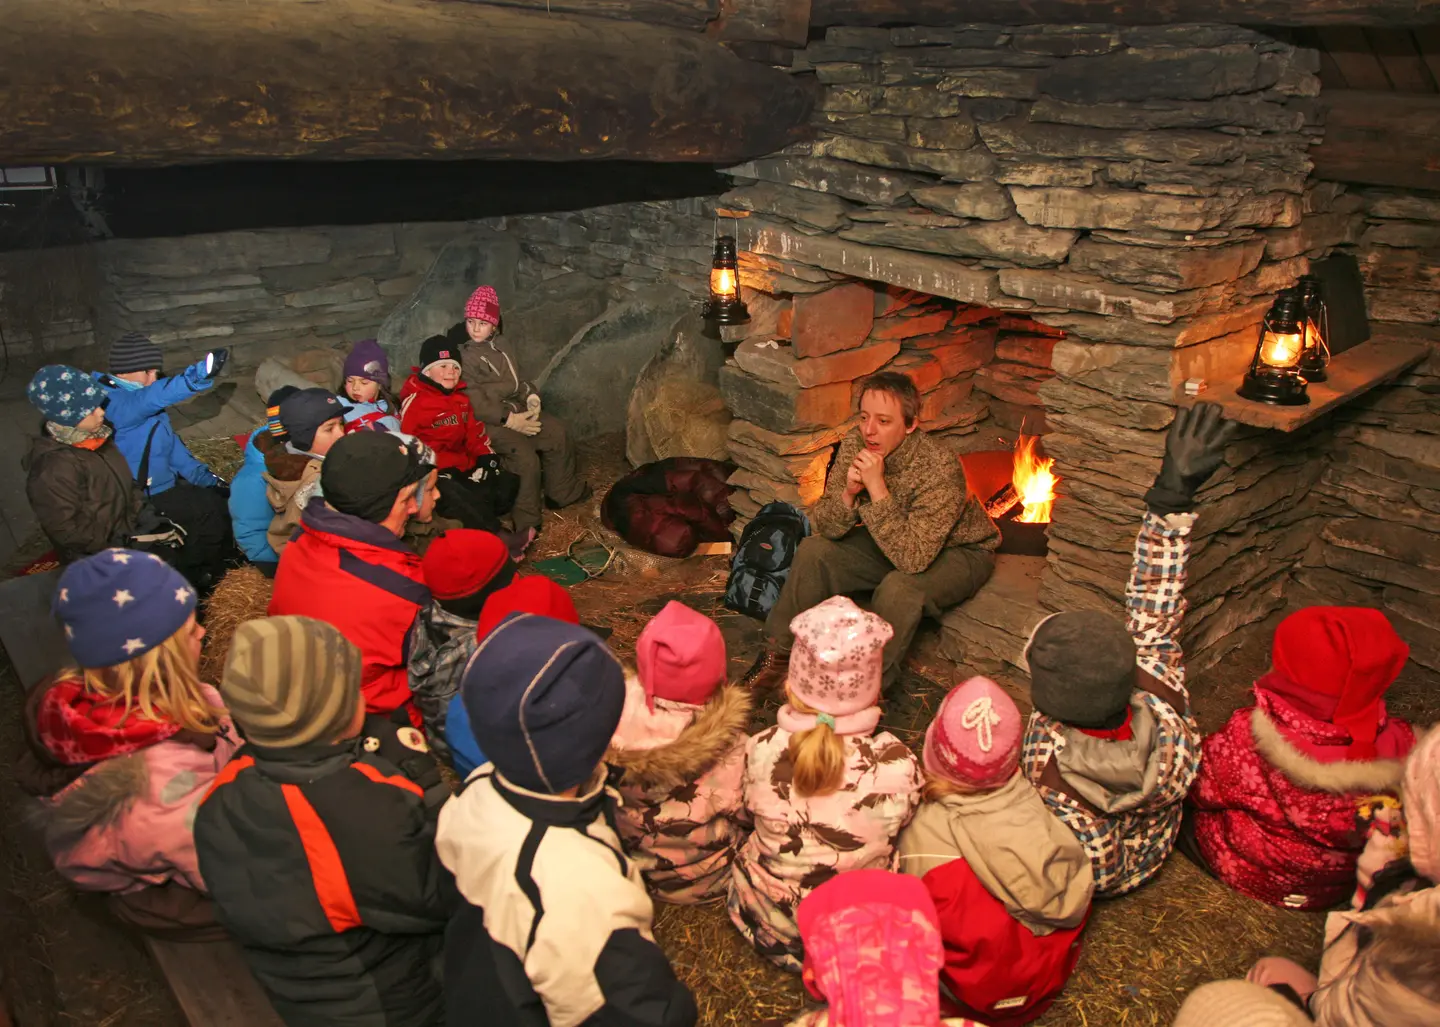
[[145, 937, 285, 1027]]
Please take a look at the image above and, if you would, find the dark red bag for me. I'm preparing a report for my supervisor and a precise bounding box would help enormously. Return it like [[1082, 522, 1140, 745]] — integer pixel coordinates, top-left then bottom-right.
[[601, 457, 735, 558]]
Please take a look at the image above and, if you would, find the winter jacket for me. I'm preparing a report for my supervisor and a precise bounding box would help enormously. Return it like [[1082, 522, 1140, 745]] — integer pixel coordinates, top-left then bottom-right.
[[269, 498, 430, 718], [443, 694, 486, 779], [343, 396, 402, 434], [259, 434, 324, 557], [437, 765, 698, 1027], [898, 775, 1093, 1026], [1021, 510, 1203, 898], [1188, 689, 1414, 910], [811, 429, 999, 575], [399, 372, 494, 473], [451, 325, 537, 428], [195, 716, 455, 1027], [608, 674, 751, 904], [23, 675, 239, 893], [230, 427, 278, 563], [406, 603, 478, 764], [23, 428, 145, 562], [728, 727, 922, 969], [94, 364, 219, 495]]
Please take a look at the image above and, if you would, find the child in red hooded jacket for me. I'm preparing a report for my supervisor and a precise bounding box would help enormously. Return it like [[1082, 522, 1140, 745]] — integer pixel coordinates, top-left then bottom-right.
[[1184, 605, 1417, 911]]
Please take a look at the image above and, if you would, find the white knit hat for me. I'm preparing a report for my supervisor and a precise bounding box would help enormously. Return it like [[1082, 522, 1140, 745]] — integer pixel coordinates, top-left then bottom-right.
[[1173, 980, 1313, 1027]]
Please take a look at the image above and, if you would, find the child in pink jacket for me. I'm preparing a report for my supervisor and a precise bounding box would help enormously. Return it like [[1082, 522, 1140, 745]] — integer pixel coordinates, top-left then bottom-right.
[[609, 601, 752, 903], [729, 596, 922, 971], [17, 549, 238, 902]]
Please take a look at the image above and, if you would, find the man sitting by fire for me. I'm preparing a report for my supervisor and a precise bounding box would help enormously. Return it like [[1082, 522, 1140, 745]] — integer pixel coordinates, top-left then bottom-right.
[[743, 371, 1000, 694]]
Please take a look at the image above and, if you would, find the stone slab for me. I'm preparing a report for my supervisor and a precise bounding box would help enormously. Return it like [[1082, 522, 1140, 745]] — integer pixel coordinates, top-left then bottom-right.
[[728, 417, 856, 456], [721, 182, 855, 233], [998, 268, 1199, 323], [911, 182, 1013, 221], [939, 554, 1048, 675], [792, 282, 875, 358], [718, 365, 854, 434], [839, 219, 1077, 268], [1010, 186, 1238, 233], [723, 156, 924, 205], [1068, 236, 1266, 291]]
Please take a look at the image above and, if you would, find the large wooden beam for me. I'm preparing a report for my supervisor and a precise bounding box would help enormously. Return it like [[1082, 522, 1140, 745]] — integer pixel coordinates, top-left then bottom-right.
[[809, 0, 1440, 27], [453, 0, 719, 32], [0, 0, 813, 166], [1312, 89, 1440, 192]]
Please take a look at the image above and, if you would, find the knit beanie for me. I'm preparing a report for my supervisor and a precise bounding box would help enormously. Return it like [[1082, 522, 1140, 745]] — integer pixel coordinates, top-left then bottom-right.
[[636, 601, 727, 711], [53, 549, 197, 667], [277, 388, 343, 451], [422, 529, 514, 620], [781, 596, 890, 737], [27, 365, 108, 427], [461, 612, 623, 793], [1025, 610, 1136, 729], [418, 335, 462, 379], [798, 869, 944, 1027], [476, 576, 579, 639], [107, 331, 164, 375], [1172, 981, 1313, 1027], [465, 285, 501, 326], [924, 676, 1022, 790], [343, 338, 390, 387], [221, 616, 362, 748], [322, 431, 434, 523], [265, 385, 301, 439]]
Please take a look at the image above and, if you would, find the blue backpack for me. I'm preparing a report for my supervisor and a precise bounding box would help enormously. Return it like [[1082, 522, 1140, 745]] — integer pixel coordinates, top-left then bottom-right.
[[724, 502, 810, 619]]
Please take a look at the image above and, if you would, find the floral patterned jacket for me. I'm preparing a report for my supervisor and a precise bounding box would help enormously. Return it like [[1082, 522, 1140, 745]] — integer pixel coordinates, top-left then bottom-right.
[[608, 676, 752, 904], [728, 726, 922, 970], [1021, 511, 1203, 897]]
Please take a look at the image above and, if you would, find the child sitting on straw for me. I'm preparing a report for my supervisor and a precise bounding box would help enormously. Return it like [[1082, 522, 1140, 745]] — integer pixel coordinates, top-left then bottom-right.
[[340, 338, 401, 433], [262, 387, 347, 557], [229, 385, 298, 569], [18, 549, 238, 922], [729, 596, 922, 971], [608, 601, 752, 904], [899, 677, 1092, 1026]]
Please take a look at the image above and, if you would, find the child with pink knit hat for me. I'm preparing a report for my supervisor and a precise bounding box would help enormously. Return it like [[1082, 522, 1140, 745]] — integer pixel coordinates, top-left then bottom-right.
[[729, 595, 922, 971], [899, 677, 1093, 1025], [608, 600, 753, 903]]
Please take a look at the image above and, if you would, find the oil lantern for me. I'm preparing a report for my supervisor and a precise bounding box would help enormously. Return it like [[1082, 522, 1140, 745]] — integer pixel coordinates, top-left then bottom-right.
[[702, 233, 750, 326], [1237, 288, 1310, 406], [1296, 274, 1330, 383]]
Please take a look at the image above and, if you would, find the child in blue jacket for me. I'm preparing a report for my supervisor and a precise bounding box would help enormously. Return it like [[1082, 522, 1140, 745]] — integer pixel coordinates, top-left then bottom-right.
[[228, 386, 299, 572]]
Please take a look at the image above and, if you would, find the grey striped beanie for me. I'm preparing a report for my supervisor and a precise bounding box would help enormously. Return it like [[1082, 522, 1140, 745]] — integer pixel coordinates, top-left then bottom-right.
[[221, 616, 361, 748], [108, 332, 164, 375]]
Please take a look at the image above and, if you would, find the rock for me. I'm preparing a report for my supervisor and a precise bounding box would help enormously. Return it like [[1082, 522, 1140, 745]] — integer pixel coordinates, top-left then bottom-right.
[[979, 118, 1245, 165], [974, 362, 1055, 406], [792, 282, 875, 358], [1012, 26, 1121, 56], [848, 208, 967, 229], [718, 365, 854, 433], [738, 253, 836, 295], [838, 219, 1078, 267], [734, 337, 899, 389], [988, 397, 1049, 433], [1365, 289, 1440, 325], [999, 268, 1205, 323], [721, 182, 854, 232], [995, 161, 1098, 188], [817, 113, 906, 141], [1045, 299, 1269, 347], [875, 284, 933, 316], [104, 230, 335, 277], [729, 417, 856, 456], [505, 272, 615, 381], [887, 351, 948, 393], [1263, 211, 1363, 260], [1367, 193, 1440, 221], [377, 226, 520, 374], [1352, 427, 1440, 474], [909, 323, 999, 350], [1038, 46, 1279, 104], [920, 381, 987, 431], [890, 26, 1009, 48], [811, 137, 997, 181], [723, 156, 923, 206], [253, 357, 322, 402], [1068, 236, 1266, 291], [626, 313, 727, 465], [738, 217, 1001, 305], [996, 334, 1057, 367], [871, 310, 953, 341], [1361, 221, 1440, 249], [728, 467, 816, 508], [1029, 96, 1302, 133], [929, 335, 996, 377], [819, 84, 880, 113], [880, 48, 1054, 71], [906, 117, 979, 151], [721, 289, 791, 344], [1010, 185, 1236, 233], [726, 439, 835, 488], [814, 63, 877, 85], [937, 69, 1042, 100], [873, 86, 962, 118], [912, 183, 1013, 221], [1322, 517, 1440, 594]]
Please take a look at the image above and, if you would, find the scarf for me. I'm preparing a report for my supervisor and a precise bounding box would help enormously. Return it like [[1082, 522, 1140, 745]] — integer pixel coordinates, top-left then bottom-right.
[[35, 675, 180, 766], [47, 421, 113, 448]]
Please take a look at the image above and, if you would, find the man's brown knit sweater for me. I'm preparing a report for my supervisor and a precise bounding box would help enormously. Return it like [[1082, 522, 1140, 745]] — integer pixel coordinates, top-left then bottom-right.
[[811, 428, 1000, 574]]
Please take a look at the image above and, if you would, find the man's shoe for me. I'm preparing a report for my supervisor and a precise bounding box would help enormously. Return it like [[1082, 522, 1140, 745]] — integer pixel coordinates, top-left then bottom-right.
[[740, 649, 789, 692], [545, 483, 593, 510]]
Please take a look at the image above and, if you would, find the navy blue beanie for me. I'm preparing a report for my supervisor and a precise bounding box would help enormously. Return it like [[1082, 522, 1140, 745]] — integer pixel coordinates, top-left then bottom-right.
[[460, 613, 624, 794], [27, 365, 108, 427], [54, 549, 197, 667]]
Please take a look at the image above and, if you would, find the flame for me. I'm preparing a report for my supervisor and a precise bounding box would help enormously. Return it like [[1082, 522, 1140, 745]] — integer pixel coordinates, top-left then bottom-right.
[[1012, 434, 1057, 524]]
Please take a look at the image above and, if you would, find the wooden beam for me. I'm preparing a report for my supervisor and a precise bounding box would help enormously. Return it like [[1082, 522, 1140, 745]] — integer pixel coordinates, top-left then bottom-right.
[[1316, 26, 1392, 90], [809, 0, 1440, 27], [1365, 29, 1438, 91], [0, 0, 814, 166], [710, 0, 812, 46], [453, 0, 718, 32], [1312, 89, 1440, 191]]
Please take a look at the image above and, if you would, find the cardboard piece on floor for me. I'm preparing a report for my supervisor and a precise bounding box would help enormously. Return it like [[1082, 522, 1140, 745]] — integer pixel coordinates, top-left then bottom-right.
[[0, 569, 70, 688]]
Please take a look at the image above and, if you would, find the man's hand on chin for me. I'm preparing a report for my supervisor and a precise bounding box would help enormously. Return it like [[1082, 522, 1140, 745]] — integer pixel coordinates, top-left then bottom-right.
[[854, 448, 889, 504]]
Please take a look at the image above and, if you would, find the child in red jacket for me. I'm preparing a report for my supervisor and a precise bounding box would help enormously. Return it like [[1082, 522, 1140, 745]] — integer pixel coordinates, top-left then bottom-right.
[[899, 677, 1092, 1025], [400, 334, 522, 548]]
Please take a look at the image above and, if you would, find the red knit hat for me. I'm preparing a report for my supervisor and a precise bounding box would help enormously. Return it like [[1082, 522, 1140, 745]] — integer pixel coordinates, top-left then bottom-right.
[[636, 601, 727, 711], [1269, 606, 1410, 758], [465, 285, 500, 326], [421, 529, 512, 601], [476, 576, 579, 640]]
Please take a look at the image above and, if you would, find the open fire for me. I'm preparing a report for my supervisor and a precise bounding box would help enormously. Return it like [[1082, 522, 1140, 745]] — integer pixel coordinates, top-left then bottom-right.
[[1012, 434, 1058, 524]]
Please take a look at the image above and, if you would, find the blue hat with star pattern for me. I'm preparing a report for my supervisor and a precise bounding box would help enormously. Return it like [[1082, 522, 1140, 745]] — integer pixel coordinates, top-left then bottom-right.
[[27, 364, 107, 427], [53, 549, 198, 667]]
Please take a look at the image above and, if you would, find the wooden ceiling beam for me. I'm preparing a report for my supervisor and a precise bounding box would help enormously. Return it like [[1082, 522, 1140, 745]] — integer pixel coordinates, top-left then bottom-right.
[[1311, 89, 1440, 191], [809, 0, 1440, 27]]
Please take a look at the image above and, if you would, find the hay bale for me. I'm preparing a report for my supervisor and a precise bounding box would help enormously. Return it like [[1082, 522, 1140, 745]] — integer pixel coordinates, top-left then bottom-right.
[[199, 566, 273, 683]]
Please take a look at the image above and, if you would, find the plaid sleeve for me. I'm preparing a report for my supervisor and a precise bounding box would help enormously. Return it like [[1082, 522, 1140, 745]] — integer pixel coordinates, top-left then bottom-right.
[[1126, 510, 1196, 700]]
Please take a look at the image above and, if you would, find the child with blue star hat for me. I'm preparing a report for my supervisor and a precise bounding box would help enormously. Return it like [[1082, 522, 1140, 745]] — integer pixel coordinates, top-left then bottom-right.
[[17, 547, 239, 924]]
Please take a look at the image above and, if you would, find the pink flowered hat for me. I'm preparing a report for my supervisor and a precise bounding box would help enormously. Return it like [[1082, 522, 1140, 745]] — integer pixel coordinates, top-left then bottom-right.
[[798, 869, 945, 1027], [781, 596, 891, 737], [924, 676, 1021, 790], [465, 285, 501, 326]]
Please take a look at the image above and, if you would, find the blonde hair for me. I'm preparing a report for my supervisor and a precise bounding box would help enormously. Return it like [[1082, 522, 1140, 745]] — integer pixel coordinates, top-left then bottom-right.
[[786, 687, 846, 798], [921, 771, 977, 802], [80, 622, 223, 735]]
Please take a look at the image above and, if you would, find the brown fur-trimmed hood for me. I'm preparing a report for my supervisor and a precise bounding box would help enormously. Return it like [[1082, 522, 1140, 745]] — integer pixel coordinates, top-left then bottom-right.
[[607, 680, 752, 791], [32, 754, 148, 853], [1252, 708, 1408, 795], [259, 432, 314, 481]]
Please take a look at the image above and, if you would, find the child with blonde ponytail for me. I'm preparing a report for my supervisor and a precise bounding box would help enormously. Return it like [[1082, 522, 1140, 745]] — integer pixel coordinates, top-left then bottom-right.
[[729, 596, 922, 970], [17, 549, 238, 913]]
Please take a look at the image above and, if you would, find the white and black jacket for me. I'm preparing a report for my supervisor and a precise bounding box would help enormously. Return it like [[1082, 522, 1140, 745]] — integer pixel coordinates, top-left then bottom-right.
[[436, 766, 697, 1027]]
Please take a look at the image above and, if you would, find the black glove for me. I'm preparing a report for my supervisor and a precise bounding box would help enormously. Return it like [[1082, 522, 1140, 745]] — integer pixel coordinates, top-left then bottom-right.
[[210, 480, 231, 498], [1144, 401, 1238, 515], [203, 348, 229, 380]]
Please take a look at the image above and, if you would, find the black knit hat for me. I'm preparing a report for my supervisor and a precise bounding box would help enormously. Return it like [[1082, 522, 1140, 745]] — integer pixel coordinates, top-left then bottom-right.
[[322, 432, 434, 523], [108, 332, 164, 375], [1025, 611, 1137, 729], [418, 335, 462, 375], [277, 388, 343, 451]]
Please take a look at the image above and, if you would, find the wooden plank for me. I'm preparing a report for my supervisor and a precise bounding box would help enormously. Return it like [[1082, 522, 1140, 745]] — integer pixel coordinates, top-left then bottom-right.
[[453, 0, 717, 31], [1365, 28, 1439, 91], [709, 0, 811, 46], [1414, 26, 1440, 88], [809, 0, 1440, 27], [1316, 26, 1393, 90], [146, 938, 285, 1027], [1294, 28, 1353, 89], [1177, 338, 1428, 433], [1312, 89, 1440, 191]]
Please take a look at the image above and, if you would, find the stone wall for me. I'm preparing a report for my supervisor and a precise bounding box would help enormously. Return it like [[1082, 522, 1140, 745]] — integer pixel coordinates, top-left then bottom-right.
[[1293, 189, 1440, 677], [0, 245, 97, 360]]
